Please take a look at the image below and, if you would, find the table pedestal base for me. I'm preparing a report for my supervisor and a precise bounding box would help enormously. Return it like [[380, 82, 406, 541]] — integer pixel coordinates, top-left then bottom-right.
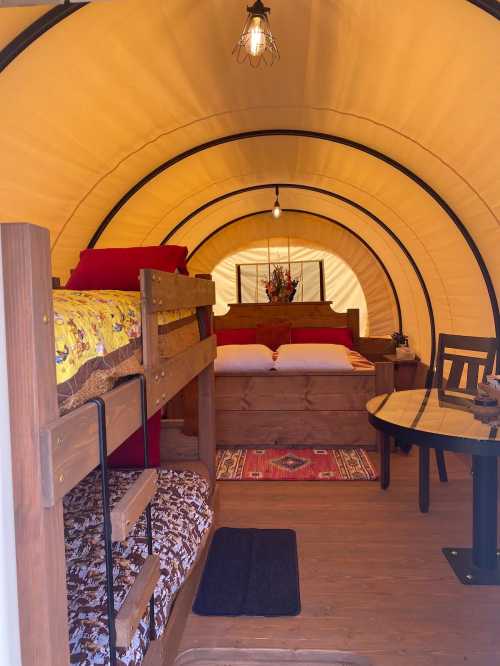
[[443, 548, 500, 586]]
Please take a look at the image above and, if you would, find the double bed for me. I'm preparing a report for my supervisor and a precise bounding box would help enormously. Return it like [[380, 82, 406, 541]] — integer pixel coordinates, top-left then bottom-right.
[[212, 302, 394, 448]]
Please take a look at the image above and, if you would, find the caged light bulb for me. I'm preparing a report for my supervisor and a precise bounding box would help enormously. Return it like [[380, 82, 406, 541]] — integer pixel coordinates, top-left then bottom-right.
[[247, 16, 266, 57], [233, 0, 279, 67], [272, 199, 282, 219]]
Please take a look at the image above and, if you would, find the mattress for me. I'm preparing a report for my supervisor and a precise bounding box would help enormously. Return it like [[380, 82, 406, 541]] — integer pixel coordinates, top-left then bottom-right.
[[64, 468, 212, 666], [215, 348, 374, 375], [54, 290, 196, 413]]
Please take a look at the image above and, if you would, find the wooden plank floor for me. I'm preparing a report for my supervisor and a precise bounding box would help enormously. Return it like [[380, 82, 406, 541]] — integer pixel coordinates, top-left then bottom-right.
[[178, 451, 500, 666]]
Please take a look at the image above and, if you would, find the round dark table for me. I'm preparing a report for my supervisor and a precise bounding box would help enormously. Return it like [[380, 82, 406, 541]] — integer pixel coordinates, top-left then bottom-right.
[[367, 388, 500, 586]]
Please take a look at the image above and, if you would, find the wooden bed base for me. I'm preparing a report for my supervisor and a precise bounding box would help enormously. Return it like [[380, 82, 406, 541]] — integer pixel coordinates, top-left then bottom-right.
[[1, 223, 216, 666], [213, 302, 394, 448], [215, 366, 393, 448]]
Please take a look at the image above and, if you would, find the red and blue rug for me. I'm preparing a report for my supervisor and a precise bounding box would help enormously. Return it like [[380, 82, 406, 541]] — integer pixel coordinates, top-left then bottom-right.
[[216, 448, 377, 481]]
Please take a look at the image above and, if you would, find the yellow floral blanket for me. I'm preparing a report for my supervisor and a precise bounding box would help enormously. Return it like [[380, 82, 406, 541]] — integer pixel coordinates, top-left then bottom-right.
[[53, 290, 193, 412]]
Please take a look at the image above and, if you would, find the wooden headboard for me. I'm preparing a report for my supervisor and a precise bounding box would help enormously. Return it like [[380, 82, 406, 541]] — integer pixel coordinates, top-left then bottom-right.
[[214, 302, 360, 341]]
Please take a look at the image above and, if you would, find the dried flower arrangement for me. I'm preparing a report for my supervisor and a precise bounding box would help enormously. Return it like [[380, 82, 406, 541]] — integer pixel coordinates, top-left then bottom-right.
[[263, 264, 299, 303]]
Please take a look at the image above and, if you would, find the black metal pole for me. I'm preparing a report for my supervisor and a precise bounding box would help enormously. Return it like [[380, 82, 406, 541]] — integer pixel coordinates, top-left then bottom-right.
[[472, 455, 498, 570], [319, 260, 325, 302], [236, 265, 242, 303], [89, 397, 117, 666], [419, 446, 430, 514], [139, 375, 156, 640]]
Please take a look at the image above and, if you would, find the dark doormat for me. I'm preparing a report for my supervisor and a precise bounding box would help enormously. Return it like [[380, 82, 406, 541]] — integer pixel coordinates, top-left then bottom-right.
[[193, 527, 301, 617]]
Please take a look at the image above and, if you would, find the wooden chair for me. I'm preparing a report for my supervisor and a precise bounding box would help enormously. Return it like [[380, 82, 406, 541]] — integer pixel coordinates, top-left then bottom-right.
[[419, 333, 497, 512]]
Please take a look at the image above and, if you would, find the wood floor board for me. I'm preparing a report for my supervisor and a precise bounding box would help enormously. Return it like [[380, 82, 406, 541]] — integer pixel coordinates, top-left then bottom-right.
[[177, 451, 500, 666]]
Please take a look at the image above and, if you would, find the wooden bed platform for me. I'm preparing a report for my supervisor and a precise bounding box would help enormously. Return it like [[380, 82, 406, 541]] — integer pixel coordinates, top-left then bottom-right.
[[1, 223, 217, 666], [213, 302, 394, 448]]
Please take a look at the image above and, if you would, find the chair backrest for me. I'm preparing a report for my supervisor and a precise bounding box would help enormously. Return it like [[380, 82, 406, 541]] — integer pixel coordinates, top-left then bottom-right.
[[434, 333, 497, 395]]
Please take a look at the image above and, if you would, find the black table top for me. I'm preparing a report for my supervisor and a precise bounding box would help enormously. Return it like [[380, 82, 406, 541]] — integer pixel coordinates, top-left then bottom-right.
[[367, 388, 500, 456]]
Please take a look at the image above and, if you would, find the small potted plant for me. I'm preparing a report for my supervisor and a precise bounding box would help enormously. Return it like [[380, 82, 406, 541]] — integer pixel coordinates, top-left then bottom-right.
[[391, 332, 415, 360], [391, 331, 408, 348]]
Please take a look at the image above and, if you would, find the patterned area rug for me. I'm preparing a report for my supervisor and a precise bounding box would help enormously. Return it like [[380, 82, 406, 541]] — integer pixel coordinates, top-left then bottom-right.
[[216, 448, 377, 481]]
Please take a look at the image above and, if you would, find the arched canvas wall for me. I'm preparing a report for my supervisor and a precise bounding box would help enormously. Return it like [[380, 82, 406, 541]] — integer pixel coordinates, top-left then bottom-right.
[[188, 211, 399, 338], [209, 242, 371, 334], [0, 0, 498, 368]]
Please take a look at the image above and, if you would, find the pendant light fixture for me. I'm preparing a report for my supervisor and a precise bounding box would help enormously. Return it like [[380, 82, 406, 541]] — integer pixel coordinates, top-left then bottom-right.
[[272, 185, 282, 219], [232, 0, 279, 68]]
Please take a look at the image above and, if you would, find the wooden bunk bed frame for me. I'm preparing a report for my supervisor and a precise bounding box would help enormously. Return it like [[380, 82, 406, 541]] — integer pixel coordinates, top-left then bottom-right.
[[1, 223, 217, 666], [213, 302, 394, 448]]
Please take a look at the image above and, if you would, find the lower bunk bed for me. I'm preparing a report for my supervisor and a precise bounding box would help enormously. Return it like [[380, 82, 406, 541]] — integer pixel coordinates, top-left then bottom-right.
[[65, 467, 214, 666]]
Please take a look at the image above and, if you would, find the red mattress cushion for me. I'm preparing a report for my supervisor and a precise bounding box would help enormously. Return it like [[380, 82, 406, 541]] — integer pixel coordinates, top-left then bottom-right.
[[108, 410, 161, 468], [290, 327, 354, 349], [65, 245, 188, 291], [216, 328, 257, 346]]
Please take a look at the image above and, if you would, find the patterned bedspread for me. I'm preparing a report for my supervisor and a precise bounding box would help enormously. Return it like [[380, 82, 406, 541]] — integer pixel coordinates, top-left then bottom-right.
[[64, 468, 212, 665], [348, 349, 375, 373], [54, 290, 194, 412]]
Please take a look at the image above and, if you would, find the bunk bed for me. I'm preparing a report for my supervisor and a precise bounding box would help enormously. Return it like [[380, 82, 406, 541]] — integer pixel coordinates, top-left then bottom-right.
[[1, 223, 217, 666]]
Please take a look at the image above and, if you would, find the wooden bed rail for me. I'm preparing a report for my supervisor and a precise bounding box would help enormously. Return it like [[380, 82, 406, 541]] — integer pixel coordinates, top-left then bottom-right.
[[41, 335, 216, 507], [141, 269, 215, 313]]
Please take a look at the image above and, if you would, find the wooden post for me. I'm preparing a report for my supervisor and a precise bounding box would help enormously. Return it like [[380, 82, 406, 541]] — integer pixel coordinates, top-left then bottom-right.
[[194, 275, 216, 491], [140, 270, 159, 369], [1, 224, 70, 666], [198, 363, 216, 492]]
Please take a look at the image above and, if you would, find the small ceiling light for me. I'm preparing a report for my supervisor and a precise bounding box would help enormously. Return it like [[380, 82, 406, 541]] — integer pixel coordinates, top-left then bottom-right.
[[272, 185, 282, 219], [233, 0, 279, 68]]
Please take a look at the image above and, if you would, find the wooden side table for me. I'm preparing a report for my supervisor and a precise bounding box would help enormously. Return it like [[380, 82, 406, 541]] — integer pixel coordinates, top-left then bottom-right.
[[383, 354, 420, 391], [383, 354, 421, 454]]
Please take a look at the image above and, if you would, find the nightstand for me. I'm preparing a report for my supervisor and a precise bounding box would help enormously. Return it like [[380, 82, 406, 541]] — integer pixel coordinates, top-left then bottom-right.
[[383, 354, 420, 391]]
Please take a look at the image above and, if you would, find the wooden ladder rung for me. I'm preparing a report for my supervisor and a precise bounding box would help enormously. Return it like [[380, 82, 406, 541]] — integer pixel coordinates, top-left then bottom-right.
[[142, 639, 165, 666], [115, 554, 161, 647], [111, 469, 158, 541]]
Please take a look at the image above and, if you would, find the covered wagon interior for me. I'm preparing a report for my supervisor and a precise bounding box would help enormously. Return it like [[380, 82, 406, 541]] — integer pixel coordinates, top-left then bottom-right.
[[0, 1, 499, 665]]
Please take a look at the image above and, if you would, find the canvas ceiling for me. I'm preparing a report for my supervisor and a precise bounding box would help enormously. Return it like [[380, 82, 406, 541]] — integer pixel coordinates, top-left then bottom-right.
[[0, 0, 498, 364]]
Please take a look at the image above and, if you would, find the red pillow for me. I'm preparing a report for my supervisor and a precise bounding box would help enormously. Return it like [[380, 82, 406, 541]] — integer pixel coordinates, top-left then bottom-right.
[[291, 327, 354, 349], [65, 245, 188, 290], [216, 328, 257, 346], [108, 410, 161, 468], [256, 322, 291, 351]]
